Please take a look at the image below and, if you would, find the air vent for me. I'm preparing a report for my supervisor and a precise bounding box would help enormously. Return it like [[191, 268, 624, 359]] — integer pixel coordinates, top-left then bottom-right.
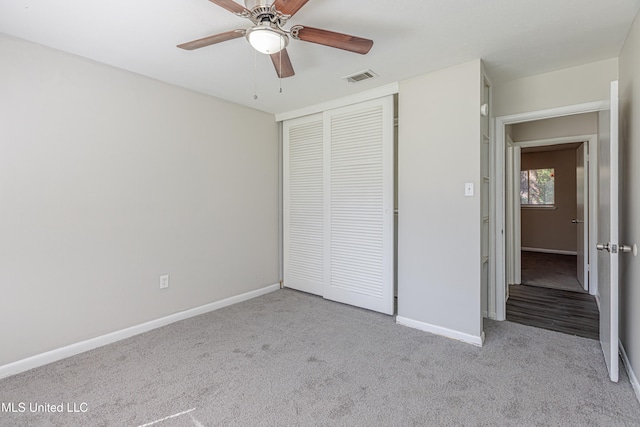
[[342, 69, 378, 83]]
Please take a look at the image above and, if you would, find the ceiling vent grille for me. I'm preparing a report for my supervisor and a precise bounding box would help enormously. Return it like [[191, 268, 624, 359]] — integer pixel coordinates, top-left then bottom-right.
[[343, 69, 378, 83]]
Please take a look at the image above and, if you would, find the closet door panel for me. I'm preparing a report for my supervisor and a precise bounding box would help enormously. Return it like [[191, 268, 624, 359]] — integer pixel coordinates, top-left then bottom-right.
[[323, 96, 394, 314], [283, 114, 324, 295]]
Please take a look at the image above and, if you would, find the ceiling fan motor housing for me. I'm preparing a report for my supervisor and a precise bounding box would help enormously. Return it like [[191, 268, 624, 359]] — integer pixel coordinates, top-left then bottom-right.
[[243, 1, 290, 27], [244, 0, 272, 9]]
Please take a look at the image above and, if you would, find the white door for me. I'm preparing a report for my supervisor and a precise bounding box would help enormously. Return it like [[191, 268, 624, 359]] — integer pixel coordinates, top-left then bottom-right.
[[596, 81, 619, 382], [283, 97, 394, 315], [575, 143, 588, 290], [283, 114, 324, 296], [323, 97, 395, 315]]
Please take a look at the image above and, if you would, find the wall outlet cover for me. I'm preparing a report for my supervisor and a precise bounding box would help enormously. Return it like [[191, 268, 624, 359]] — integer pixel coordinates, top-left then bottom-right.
[[160, 275, 169, 289], [465, 182, 474, 196]]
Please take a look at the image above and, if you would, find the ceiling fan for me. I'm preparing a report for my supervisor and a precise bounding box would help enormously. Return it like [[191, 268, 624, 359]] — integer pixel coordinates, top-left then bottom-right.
[[177, 0, 374, 78]]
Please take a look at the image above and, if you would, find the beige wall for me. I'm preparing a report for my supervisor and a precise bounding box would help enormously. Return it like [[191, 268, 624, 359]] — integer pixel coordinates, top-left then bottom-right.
[[0, 35, 279, 366], [520, 149, 578, 252], [493, 59, 618, 117], [510, 113, 598, 142], [619, 12, 640, 398], [398, 60, 482, 340]]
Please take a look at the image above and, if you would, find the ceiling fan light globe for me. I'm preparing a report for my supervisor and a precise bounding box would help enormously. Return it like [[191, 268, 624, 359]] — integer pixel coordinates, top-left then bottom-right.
[[246, 26, 288, 54]]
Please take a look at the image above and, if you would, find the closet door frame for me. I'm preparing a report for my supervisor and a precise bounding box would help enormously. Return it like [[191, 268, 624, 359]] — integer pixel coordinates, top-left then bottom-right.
[[283, 96, 394, 315]]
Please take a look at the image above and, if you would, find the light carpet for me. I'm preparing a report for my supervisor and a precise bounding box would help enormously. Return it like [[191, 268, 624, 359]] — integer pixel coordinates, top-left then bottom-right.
[[1, 289, 638, 426]]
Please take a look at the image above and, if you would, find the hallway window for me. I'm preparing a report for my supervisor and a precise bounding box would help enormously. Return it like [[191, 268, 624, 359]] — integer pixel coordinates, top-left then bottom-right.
[[521, 168, 555, 205]]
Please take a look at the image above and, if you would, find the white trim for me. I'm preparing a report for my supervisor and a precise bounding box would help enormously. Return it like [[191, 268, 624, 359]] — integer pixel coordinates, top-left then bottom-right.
[[620, 339, 640, 404], [505, 142, 514, 287], [487, 75, 497, 320], [514, 147, 522, 285], [493, 101, 608, 321], [520, 205, 558, 210], [580, 141, 588, 292], [588, 135, 599, 296], [489, 114, 508, 320], [396, 316, 485, 347], [521, 247, 578, 256], [275, 82, 399, 122], [496, 101, 609, 126], [514, 134, 593, 147], [278, 122, 284, 283], [0, 283, 280, 380]]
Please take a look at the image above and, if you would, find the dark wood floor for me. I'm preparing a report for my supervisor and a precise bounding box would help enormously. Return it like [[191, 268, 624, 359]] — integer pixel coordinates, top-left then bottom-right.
[[521, 251, 584, 292], [506, 284, 599, 340]]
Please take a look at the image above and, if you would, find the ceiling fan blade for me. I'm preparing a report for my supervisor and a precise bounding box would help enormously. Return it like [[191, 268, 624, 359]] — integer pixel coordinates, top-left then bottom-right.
[[293, 26, 373, 54], [270, 49, 295, 78], [177, 30, 245, 50], [209, 0, 248, 14], [273, 0, 310, 17]]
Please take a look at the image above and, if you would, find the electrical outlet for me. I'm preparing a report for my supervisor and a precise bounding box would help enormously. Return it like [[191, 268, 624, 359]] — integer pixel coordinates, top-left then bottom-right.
[[160, 275, 169, 289]]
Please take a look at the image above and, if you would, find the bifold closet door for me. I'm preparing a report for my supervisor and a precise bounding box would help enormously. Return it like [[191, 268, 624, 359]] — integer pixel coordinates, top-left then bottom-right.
[[283, 96, 394, 315], [323, 97, 394, 315], [283, 114, 324, 296]]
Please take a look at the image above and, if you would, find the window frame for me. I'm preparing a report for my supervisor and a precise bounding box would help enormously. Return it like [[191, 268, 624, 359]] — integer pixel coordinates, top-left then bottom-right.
[[520, 167, 556, 208]]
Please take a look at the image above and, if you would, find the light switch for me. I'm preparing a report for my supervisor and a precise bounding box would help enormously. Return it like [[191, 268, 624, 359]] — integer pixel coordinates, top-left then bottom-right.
[[465, 182, 474, 197]]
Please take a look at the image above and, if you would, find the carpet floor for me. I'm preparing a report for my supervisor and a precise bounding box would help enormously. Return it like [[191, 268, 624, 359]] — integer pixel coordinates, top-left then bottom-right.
[[521, 251, 585, 293], [1, 289, 639, 426]]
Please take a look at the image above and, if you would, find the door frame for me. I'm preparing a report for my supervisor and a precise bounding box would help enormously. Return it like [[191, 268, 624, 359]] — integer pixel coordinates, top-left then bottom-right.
[[505, 134, 597, 292], [491, 100, 608, 320], [505, 140, 520, 287]]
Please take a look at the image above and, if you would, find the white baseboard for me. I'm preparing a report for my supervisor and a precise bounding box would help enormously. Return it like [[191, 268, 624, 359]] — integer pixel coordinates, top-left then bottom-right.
[[521, 247, 577, 256], [620, 339, 640, 404], [0, 283, 280, 380], [396, 316, 484, 347]]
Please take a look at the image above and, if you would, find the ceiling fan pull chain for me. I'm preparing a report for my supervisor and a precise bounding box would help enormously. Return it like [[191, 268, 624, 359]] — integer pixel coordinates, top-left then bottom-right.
[[279, 37, 283, 93], [253, 48, 258, 100]]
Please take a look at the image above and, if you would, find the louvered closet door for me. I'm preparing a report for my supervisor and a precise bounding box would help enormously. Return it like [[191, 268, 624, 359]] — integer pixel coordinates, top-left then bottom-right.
[[283, 114, 324, 296], [323, 96, 394, 314]]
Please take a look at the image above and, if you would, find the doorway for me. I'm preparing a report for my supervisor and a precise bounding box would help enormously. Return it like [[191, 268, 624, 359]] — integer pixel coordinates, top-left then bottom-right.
[[502, 115, 599, 339], [491, 101, 607, 321], [503, 119, 599, 294], [515, 138, 589, 293], [493, 83, 622, 382]]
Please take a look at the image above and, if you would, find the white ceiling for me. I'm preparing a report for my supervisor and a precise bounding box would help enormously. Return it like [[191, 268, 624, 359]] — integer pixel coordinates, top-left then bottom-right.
[[1, 0, 639, 115]]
